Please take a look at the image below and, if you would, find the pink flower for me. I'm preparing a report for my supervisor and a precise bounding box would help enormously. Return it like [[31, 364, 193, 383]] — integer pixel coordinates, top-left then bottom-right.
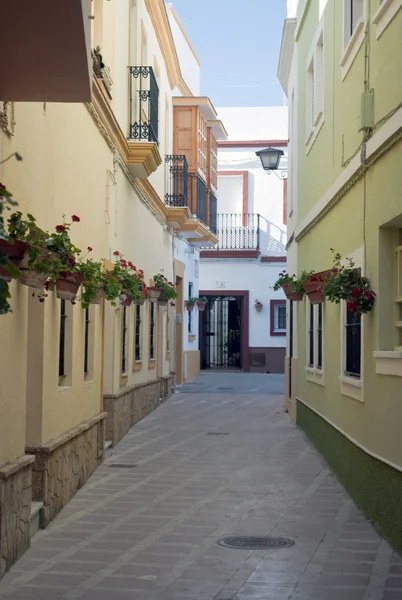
[[113, 250, 120, 256], [87, 246, 93, 252], [55, 225, 65, 232], [71, 215, 80, 222]]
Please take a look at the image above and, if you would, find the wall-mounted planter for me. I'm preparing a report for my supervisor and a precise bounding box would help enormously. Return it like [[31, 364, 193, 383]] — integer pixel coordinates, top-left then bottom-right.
[[159, 295, 169, 307], [197, 300, 207, 312], [186, 303, 195, 312], [90, 288, 105, 305], [302, 270, 331, 304], [56, 273, 83, 301], [282, 283, 304, 301], [255, 303, 263, 313], [306, 289, 325, 304], [20, 271, 48, 290], [120, 292, 132, 307], [0, 238, 28, 261], [147, 288, 162, 301], [134, 295, 146, 306]]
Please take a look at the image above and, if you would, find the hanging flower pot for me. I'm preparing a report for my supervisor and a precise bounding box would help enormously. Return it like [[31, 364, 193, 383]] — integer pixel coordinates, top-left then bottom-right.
[[307, 289, 325, 304], [90, 287, 105, 305], [282, 282, 304, 301], [147, 287, 162, 301], [120, 291, 132, 307], [0, 238, 29, 262], [56, 272, 83, 301], [302, 270, 330, 304], [19, 270, 49, 289], [159, 296, 169, 307], [197, 300, 207, 312], [186, 302, 195, 312], [134, 294, 146, 306], [254, 302, 263, 312]]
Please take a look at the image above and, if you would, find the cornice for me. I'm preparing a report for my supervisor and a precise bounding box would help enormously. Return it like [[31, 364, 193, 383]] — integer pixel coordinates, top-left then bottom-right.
[[136, 178, 168, 222], [145, 0, 181, 90]]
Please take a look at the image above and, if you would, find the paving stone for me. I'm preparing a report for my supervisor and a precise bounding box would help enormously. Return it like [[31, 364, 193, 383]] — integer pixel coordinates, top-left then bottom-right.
[[0, 373, 395, 600]]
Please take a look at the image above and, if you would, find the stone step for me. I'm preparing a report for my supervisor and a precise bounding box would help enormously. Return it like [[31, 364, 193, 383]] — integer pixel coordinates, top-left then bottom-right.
[[30, 501, 43, 537]]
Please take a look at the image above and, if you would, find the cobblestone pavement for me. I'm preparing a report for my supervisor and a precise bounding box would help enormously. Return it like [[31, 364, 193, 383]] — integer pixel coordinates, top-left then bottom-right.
[[0, 373, 400, 600]]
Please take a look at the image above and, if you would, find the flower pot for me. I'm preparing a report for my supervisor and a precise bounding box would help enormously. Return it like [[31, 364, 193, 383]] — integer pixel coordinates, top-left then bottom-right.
[[147, 288, 162, 301], [197, 300, 207, 312], [134, 295, 146, 306], [307, 290, 325, 304], [289, 292, 304, 301], [0, 238, 28, 261], [19, 270, 48, 289], [90, 288, 105, 305], [186, 303, 195, 312], [159, 297, 169, 307], [120, 292, 132, 307], [255, 304, 263, 312], [56, 273, 83, 301]]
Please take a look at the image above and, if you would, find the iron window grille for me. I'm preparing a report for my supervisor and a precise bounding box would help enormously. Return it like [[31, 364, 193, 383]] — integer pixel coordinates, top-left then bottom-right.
[[346, 310, 361, 377], [59, 300, 67, 378], [165, 155, 188, 207], [135, 304, 141, 362], [196, 177, 207, 225], [188, 282, 193, 334], [214, 214, 261, 250], [209, 193, 217, 234], [150, 302, 155, 360], [122, 306, 128, 375], [308, 302, 314, 367], [317, 303, 323, 369], [128, 66, 159, 143], [84, 307, 90, 375]]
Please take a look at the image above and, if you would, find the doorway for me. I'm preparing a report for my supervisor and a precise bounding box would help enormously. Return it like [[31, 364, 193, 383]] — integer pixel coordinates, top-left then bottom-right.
[[200, 295, 244, 370]]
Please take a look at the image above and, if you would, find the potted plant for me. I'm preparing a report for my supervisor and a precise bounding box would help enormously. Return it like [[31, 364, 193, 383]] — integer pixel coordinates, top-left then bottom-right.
[[110, 252, 144, 306], [254, 299, 263, 312], [186, 297, 197, 312], [152, 272, 177, 305], [101, 272, 122, 307], [77, 253, 104, 308], [0, 183, 20, 314], [196, 297, 208, 311], [323, 249, 376, 315], [273, 271, 305, 301], [301, 269, 330, 304]]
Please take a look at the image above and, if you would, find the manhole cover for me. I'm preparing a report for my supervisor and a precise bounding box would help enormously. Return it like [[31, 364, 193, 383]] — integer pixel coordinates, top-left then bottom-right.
[[217, 537, 294, 550], [207, 432, 230, 436], [107, 464, 137, 469]]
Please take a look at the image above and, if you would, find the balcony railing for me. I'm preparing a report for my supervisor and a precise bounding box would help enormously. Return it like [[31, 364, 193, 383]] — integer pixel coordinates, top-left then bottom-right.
[[215, 213, 261, 250], [128, 66, 159, 143], [210, 193, 217, 234], [93, 46, 113, 98], [196, 177, 207, 225], [165, 155, 188, 207]]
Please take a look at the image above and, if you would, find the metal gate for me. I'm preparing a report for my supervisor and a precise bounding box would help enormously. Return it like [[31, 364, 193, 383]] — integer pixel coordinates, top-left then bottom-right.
[[200, 296, 242, 370]]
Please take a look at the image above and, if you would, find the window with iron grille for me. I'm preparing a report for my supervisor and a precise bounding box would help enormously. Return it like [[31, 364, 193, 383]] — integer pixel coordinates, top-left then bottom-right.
[[274, 304, 286, 332], [317, 303, 323, 369], [135, 304, 141, 362], [344, 0, 364, 45], [307, 301, 324, 370], [308, 302, 314, 367], [59, 300, 67, 378], [84, 308, 90, 375], [394, 228, 402, 350], [345, 310, 361, 377], [196, 177, 207, 225], [121, 306, 128, 374], [188, 282, 193, 333], [150, 302, 155, 360]]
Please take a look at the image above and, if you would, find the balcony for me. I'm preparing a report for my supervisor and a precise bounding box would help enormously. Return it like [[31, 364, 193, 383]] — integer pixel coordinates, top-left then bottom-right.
[[0, 0, 92, 102], [128, 66, 159, 143], [165, 155, 188, 207], [216, 213, 261, 250]]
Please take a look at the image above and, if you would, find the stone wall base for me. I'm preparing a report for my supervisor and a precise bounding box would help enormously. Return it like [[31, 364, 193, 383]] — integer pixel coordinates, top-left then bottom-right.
[[26, 412, 106, 528], [104, 376, 173, 446], [0, 455, 35, 578]]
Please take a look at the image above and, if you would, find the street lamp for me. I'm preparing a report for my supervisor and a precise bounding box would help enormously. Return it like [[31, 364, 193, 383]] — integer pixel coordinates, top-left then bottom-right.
[[255, 147, 287, 180]]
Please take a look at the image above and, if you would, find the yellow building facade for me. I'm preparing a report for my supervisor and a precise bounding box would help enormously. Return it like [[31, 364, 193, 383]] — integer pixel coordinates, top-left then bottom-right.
[[0, 0, 221, 578], [279, 0, 402, 551]]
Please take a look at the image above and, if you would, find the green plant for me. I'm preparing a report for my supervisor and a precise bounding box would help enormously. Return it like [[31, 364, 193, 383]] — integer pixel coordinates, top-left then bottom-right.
[[8, 211, 56, 277], [198, 296, 207, 302], [254, 299, 263, 306], [101, 273, 122, 307], [77, 257, 103, 308], [323, 249, 376, 315], [273, 270, 305, 294], [186, 297, 198, 306], [0, 183, 18, 314], [153, 271, 177, 300], [111, 251, 144, 303]]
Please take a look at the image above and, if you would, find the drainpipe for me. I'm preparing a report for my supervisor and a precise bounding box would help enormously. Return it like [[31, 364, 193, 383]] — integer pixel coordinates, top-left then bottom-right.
[[171, 230, 177, 393]]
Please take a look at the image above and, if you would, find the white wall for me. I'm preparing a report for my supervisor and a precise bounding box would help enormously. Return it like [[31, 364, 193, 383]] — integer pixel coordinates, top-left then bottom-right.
[[199, 260, 287, 348], [218, 176, 244, 214], [166, 3, 201, 96], [175, 237, 200, 352]]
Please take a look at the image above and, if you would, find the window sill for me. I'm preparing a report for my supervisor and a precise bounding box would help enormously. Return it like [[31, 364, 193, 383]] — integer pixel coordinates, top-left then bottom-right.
[[58, 385, 72, 392], [305, 366, 325, 386], [373, 350, 402, 377], [133, 360, 142, 371], [306, 114, 325, 154], [148, 359, 156, 370], [272, 330, 286, 337], [340, 19, 365, 81], [372, 0, 402, 39], [339, 374, 363, 402]]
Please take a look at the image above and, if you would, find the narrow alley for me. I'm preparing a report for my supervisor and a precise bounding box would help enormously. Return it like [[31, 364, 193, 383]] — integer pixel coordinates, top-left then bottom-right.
[[0, 373, 399, 600]]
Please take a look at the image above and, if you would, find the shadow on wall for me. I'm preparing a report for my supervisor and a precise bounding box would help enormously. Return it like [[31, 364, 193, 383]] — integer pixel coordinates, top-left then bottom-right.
[[259, 216, 287, 255]]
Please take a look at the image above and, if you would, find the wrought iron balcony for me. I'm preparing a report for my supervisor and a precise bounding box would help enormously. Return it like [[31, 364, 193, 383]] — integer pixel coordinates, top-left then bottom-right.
[[93, 46, 113, 98], [165, 155, 188, 207], [128, 66, 159, 143], [209, 193, 217, 234], [216, 213, 261, 250]]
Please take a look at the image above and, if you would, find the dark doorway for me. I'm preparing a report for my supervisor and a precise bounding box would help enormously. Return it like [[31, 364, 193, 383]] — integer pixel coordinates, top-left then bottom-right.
[[200, 295, 243, 370]]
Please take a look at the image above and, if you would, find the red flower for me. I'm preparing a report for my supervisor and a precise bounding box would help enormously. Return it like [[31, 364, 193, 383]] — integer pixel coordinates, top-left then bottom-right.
[[365, 290, 376, 301], [71, 215, 80, 222], [113, 250, 120, 256], [67, 258, 76, 267], [39, 298, 45, 303], [0, 183, 6, 190], [55, 225, 66, 232], [87, 246, 93, 252], [351, 287, 362, 297], [170, 302, 175, 307], [347, 301, 358, 312], [128, 261, 134, 269]]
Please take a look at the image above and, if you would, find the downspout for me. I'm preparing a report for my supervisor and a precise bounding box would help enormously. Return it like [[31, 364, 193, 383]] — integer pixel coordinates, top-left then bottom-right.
[[171, 229, 177, 392]]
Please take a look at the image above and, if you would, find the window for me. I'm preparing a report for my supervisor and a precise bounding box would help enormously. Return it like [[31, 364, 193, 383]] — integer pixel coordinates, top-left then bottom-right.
[[306, 28, 324, 147], [84, 308, 90, 374], [394, 228, 402, 349], [59, 300, 67, 378], [121, 306, 128, 375], [188, 282, 193, 333], [372, 0, 402, 40], [307, 301, 324, 375], [150, 302, 155, 360], [344, 0, 364, 44], [306, 57, 315, 137], [270, 300, 286, 336], [135, 304, 141, 361], [345, 310, 361, 377]]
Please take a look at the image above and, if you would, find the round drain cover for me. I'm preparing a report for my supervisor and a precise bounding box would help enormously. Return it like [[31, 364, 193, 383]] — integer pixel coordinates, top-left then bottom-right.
[[217, 536, 295, 550]]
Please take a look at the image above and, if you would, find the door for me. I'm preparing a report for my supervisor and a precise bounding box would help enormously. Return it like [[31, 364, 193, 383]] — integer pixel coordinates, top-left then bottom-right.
[[200, 295, 242, 370]]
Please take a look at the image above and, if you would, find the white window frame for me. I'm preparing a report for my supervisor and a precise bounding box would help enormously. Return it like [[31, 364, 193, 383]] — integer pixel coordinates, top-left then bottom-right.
[[305, 22, 325, 152], [274, 303, 287, 333], [339, 247, 364, 402], [341, 0, 366, 81], [372, 0, 402, 39], [305, 300, 325, 386]]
